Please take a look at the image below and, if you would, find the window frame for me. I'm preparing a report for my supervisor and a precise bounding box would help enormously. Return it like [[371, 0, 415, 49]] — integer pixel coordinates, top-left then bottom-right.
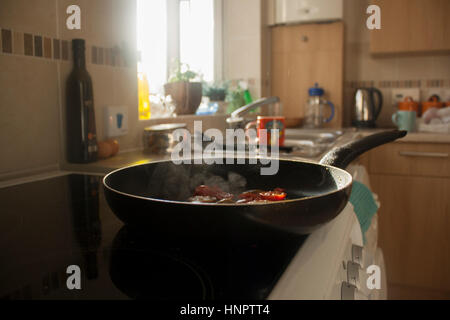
[[166, 0, 223, 82]]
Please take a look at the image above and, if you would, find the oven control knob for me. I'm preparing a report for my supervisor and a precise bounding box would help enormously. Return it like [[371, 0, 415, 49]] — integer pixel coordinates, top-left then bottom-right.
[[347, 261, 366, 289], [341, 282, 369, 300], [352, 244, 364, 266]]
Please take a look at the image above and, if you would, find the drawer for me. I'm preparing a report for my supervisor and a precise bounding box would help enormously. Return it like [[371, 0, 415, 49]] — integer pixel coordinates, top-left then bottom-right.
[[368, 142, 450, 178]]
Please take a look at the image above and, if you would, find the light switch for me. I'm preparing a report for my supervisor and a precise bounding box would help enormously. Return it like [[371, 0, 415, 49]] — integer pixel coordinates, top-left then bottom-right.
[[104, 106, 128, 138]]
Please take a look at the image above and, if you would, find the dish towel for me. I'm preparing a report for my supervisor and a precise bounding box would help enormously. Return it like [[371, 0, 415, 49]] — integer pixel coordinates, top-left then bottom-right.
[[349, 181, 379, 243]]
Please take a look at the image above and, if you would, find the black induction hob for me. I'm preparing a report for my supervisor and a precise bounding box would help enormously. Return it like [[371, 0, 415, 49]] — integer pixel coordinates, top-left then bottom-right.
[[0, 174, 307, 300]]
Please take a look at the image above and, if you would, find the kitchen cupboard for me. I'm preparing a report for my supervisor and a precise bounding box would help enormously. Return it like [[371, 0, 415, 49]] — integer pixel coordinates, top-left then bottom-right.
[[270, 22, 343, 128], [370, 0, 450, 55], [362, 141, 450, 298]]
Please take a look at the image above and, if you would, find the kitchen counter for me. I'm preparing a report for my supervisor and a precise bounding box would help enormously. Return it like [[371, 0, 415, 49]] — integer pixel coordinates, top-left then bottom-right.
[[61, 151, 171, 175], [60, 134, 356, 175], [60, 129, 450, 176], [356, 128, 450, 144]]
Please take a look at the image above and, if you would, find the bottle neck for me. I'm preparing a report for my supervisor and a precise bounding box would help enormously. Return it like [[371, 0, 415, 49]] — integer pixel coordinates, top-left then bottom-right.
[[73, 48, 86, 69]]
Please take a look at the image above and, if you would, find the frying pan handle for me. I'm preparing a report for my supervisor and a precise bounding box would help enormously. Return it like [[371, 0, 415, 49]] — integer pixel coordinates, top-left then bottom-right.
[[319, 130, 407, 169]]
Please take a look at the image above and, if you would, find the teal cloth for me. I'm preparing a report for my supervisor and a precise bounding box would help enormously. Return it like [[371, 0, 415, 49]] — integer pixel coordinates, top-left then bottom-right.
[[349, 181, 379, 243]]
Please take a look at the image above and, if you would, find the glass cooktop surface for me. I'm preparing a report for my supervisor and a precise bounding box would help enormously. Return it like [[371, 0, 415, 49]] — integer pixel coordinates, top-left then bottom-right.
[[0, 174, 306, 300]]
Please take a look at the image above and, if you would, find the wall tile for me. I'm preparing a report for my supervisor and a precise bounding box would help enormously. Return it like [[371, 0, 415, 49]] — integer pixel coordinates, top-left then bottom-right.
[[396, 56, 435, 80], [34, 35, 43, 57], [89, 65, 116, 141], [23, 33, 33, 56], [1, 0, 140, 175], [13, 31, 24, 55], [431, 55, 450, 79], [68, 40, 73, 62], [85, 44, 91, 65], [1, 29, 13, 53], [98, 47, 104, 65], [92, 46, 98, 64], [61, 40, 69, 60], [0, 55, 60, 175], [43, 37, 52, 58], [0, 0, 57, 37], [112, 67, 141, 149], [53, 39, 60, 59], [105, 47, 111, 66]]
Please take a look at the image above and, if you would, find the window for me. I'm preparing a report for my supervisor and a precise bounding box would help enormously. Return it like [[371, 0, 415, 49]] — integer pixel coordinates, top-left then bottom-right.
[[137, 0, 222, 119]]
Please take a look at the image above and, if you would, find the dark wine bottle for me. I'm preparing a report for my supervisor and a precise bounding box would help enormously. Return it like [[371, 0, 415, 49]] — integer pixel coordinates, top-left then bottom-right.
[[66, 38, 98, 163]]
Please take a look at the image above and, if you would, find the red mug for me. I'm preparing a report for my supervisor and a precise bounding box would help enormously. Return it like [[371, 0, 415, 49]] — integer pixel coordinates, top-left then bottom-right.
[[245, 116, 286, 146]]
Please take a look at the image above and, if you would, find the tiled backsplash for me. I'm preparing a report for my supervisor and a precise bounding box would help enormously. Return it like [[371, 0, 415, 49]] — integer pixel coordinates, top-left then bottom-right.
[[346, 79, 450, 89], [0, 0, 140, 180], [0, 27, 134, 68]]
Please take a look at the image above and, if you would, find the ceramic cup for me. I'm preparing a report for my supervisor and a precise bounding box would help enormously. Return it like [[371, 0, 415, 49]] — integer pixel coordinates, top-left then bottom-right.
[[392, 110, 416, 132], [245, 116, 286, 146]]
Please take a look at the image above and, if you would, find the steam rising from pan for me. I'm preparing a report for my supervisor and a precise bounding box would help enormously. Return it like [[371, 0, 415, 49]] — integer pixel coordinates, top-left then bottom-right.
[[145, 162, 248, 201]]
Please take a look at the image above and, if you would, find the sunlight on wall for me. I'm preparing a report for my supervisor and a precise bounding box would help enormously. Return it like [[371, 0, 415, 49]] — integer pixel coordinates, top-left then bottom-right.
[[137, 0, 167, 95], [179, 0, 215, 82]]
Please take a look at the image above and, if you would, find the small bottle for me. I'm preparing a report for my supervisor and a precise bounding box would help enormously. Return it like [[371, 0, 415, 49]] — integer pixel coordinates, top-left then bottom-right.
[[138, 63, 151, 120], [66, 39, 98, 163]]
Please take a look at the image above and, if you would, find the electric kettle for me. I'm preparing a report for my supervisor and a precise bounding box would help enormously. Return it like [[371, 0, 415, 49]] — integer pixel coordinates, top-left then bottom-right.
[[352, 87, 383, 128]]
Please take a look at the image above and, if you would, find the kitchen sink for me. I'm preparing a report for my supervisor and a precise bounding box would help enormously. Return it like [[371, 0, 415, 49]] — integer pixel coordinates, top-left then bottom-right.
[[284, 129, 344, 158], [203, 128, 345, 159]]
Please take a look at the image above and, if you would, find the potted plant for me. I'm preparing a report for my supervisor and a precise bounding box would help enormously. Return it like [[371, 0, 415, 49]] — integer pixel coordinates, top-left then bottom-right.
[[203, 81, 228, 102], [164, 62, 202, 115], [200, 81, 229, 115]]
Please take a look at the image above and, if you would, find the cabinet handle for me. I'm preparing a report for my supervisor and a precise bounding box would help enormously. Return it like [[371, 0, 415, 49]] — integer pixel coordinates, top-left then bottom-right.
[[399, 151, 449, 158]]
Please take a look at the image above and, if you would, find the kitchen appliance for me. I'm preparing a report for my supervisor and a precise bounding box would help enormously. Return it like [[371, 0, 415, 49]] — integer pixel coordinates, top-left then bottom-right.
[[0, 173, 304, 299], [103, 130, 406, 236], [352, 87, 383, 128], [143, 123, 187, 155], [0, 169, 386, 300], [273, 0, 343, 25], [303, 83, 335, 128]]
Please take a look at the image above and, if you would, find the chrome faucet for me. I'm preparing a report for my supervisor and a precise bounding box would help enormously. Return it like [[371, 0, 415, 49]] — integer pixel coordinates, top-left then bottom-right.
[[226, 96, 281, 129]]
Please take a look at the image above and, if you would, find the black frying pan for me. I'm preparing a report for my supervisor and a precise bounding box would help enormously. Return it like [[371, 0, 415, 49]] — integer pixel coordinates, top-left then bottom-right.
[[103, 130, 406, 236]]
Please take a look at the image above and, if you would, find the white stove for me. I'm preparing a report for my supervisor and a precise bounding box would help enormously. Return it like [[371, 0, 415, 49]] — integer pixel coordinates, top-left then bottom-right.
[[269, 164, 387, 300], [0, 165, 387, 300]]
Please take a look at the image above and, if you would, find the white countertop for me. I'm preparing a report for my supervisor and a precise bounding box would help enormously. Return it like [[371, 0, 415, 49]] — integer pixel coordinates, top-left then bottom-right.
[[3, 128, 449, 184], [356, 128, 450, 144]]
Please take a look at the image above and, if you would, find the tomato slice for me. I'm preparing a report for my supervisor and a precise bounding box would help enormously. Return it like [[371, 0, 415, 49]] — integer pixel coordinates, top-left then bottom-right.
[[258, 190, 286, 201]]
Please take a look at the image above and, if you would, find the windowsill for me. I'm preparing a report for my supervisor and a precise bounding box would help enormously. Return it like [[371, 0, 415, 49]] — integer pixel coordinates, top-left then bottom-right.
[[139, 113, 229, 123]]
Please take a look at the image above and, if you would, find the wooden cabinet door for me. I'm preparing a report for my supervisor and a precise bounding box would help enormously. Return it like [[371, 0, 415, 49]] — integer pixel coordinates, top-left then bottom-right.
[[370, 174, 450, 292], [370, 0, 450, 54], [270, 22, 343, 127]]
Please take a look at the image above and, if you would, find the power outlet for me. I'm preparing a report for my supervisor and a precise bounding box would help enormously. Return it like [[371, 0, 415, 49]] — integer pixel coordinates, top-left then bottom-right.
[[440, 89, 450, 102], [422, 88, 445, 102], [104, 106, 128, 138], [391, 88, 421, 107]]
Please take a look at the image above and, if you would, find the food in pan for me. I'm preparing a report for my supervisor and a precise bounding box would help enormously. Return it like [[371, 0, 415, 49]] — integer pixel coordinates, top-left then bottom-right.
[[188, 185, 287, 204]]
